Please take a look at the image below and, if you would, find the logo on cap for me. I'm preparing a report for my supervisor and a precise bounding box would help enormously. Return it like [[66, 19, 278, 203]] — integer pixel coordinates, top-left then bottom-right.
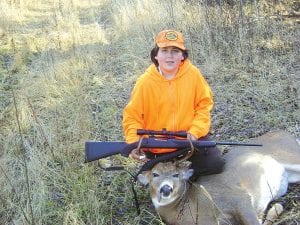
[[165, 31, 178, 41]]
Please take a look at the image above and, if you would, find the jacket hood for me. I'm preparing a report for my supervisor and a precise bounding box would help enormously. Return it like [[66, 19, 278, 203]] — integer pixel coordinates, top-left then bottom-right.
[[144, 59, 193, 82]]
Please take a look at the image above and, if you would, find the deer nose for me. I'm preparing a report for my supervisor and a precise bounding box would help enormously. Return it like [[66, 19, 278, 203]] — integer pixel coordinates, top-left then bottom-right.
[[160, 184, 173, 197]]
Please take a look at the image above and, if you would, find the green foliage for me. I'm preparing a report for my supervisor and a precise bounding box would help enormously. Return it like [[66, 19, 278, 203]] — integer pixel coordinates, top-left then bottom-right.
[[0, 0, 299, 224]]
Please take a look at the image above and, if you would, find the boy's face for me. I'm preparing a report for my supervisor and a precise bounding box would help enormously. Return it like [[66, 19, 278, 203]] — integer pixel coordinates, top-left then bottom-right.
[[155, 46, 184, 76]]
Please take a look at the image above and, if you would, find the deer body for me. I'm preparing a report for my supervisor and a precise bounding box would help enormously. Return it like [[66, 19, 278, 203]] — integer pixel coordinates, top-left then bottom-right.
[[138, 131, 300, 225]]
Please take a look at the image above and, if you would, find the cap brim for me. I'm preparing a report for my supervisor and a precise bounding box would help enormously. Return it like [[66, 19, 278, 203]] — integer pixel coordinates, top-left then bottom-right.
[[157, 42, 185, 50]]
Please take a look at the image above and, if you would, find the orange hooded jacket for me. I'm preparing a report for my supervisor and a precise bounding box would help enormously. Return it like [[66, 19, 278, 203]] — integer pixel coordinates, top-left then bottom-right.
[[122, 59, 214, 153]]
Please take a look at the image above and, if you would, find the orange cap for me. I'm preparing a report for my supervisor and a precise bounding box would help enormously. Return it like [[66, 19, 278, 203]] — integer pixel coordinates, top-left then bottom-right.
[[155, 29, 185, 50]]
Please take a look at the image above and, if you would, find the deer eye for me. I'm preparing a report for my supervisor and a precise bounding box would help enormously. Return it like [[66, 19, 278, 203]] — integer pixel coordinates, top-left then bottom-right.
[[152, 173, 159, 177], [172, 173, 179, 178]]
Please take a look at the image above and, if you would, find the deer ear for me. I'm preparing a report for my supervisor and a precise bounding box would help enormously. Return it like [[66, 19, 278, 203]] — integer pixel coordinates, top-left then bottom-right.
[[183, 169, 194, 181], [137, 172, 150, 186]]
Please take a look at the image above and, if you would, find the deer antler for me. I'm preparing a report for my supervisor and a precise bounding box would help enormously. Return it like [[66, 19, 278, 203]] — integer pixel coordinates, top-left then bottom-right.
[[175, 135, 195, 164]]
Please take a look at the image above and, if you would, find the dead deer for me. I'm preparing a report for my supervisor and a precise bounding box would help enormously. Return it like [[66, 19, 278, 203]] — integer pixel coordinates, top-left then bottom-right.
[[138, 130, 300, 225]]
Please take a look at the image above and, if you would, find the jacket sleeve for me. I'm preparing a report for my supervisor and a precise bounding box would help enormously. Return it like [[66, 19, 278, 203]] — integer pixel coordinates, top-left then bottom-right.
[[122, 79, 145, 143], [188, 71, 214, 139]]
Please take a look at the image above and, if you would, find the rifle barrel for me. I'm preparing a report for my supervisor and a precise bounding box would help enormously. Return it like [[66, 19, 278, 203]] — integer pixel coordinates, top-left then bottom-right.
[[216, 142, 262, 146]]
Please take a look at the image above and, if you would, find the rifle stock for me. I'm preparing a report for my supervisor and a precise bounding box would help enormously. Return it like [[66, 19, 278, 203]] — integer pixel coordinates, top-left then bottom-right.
[[85, 138, 262, 162], [85, 141, 127, 162]]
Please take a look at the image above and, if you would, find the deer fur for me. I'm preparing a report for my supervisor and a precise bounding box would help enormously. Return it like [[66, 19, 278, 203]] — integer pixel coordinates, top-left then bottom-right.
[[138, 130, 300, 225]]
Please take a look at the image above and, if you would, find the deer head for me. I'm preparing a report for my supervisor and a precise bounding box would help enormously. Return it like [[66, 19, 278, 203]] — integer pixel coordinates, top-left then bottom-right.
[[138, 161, 194, 208]]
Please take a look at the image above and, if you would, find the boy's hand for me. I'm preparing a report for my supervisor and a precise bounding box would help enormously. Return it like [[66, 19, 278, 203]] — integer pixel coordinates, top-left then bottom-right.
[[130, 148, 149, 162]]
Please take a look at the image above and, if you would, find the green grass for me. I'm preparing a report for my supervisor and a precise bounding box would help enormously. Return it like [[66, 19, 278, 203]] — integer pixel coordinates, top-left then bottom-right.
[[0, 0, 299, 224]]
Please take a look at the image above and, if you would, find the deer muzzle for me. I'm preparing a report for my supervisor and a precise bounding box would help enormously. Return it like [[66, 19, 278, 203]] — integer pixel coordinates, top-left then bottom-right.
[[160, 184, 173, 197]]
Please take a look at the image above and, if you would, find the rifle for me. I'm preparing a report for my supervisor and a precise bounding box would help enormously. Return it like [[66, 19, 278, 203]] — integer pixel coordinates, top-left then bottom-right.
[[85, 129, 262, 162]]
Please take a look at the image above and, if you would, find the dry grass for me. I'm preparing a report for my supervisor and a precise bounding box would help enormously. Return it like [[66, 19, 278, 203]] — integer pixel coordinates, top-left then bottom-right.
[[0, 0, 299, 224]]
